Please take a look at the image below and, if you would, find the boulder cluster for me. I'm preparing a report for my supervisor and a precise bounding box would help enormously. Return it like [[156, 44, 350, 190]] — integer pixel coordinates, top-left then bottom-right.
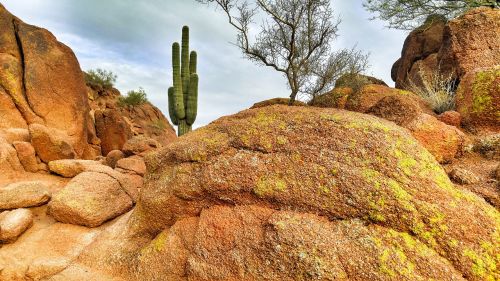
[[0, 4, 498, 281]]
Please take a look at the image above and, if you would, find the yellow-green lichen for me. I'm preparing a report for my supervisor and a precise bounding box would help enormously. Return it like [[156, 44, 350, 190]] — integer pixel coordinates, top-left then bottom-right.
[[471, 68, 499, 114], [254, 176, 288, 197], [463, 248, 498, 280]]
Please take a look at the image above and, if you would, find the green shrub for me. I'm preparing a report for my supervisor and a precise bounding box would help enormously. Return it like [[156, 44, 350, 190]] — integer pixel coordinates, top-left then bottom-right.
[[85, 69, 117, 89], [118, 88, 148, 107], [335, 73, 373, 93]]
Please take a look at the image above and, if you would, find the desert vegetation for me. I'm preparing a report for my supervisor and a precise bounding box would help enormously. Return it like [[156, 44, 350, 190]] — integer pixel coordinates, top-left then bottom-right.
[[168, 26, 199, 136], [118, 87, 149, 107], [363, 0, 499, 29], [84, 68, 117, 89], [198, 0, 369, 103]]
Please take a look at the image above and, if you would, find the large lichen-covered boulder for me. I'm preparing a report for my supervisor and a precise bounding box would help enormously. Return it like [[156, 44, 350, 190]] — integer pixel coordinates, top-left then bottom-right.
[[127, 105, 499, 280], [455, 66, 499, 130], [0, 4, 94, 159]]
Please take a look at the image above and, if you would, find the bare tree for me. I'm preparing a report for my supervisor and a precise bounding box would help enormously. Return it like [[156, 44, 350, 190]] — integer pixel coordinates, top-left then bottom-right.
[[197, 0, 369, 103], [364, 0, 499, 30]]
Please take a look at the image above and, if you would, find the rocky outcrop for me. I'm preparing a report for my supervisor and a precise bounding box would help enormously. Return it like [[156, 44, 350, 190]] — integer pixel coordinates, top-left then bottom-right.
[[117, 105, 500, 280], [0, 4, 175, 171], [0, 4, 94, 161], [87, 86, 176, 148], [0, 208, 33, 243], [0, 181, 51, 210], [393, 8, 500, 90], [455, 66, 499, 130], [310, 84, 466, 163]]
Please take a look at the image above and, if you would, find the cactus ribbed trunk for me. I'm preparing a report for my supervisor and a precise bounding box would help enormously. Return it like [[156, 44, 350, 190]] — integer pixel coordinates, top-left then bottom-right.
[[178, 120, 191, 136], [168, 26, 199, 136]]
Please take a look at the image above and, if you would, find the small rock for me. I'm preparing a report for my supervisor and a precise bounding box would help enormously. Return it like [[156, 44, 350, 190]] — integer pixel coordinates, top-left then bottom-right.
[[106, 150, 125, 168], [115, 156, 146, 176], [122, 136, 160, 156], [0, 208, 33, 243], [12, 141, 39, 172], [48, 159, 104, 178], [0, 181, 52, 210], [448, 168, 480, 185], [437, 111, 462, 128], [495, 164, 500, 181], [47, 172, 133, 227]]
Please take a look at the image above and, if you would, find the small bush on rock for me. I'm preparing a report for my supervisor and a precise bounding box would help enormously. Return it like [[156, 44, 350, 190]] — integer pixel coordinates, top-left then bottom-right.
[[408, 67, 457, 114], [118, 88, 148, 107], [85, 69, 117, 89]]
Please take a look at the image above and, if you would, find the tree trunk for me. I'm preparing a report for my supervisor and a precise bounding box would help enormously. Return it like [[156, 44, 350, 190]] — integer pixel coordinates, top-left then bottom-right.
[[288, 90, 299, 105]]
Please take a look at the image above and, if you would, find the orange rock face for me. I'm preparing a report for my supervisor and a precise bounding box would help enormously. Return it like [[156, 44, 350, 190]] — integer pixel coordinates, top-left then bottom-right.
[[0, 4, 94, 160], [393, 7, 500, 89], [95, 109, 133, 155], [439, 8, 500, 79]]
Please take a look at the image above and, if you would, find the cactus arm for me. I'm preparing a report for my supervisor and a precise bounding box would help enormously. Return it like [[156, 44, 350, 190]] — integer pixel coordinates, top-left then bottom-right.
[[186, 73, 198, 125], [172, 42, 185, 119], [181, 26, 190, 98], [168, 87, 179, 125], [190, 51, 197, 74]]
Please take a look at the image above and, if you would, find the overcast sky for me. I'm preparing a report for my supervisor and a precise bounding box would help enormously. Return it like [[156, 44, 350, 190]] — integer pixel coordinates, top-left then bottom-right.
[[2, 0, 407, 128]]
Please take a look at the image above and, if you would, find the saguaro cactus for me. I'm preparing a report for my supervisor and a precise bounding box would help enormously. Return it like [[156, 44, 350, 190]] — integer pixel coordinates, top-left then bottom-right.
[[168, 26, 199, 136]]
